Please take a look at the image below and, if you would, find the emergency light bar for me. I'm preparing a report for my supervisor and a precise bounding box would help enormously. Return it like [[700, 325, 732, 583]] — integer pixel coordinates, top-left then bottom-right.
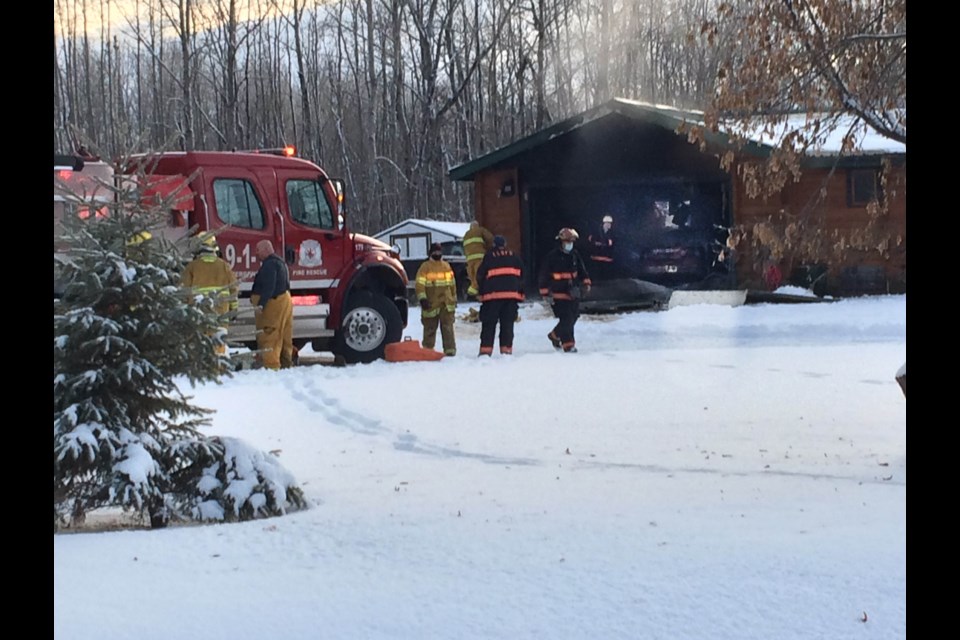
[[245, 146, 297, 157]]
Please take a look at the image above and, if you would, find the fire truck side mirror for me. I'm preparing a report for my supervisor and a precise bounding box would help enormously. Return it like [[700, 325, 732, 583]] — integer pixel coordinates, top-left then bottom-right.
[[329, 178, 345, 202], [328, 177, 346, 230]]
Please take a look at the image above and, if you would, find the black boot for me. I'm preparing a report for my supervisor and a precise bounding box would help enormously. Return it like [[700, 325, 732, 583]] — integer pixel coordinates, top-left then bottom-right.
[[548, 332, 561, 350]]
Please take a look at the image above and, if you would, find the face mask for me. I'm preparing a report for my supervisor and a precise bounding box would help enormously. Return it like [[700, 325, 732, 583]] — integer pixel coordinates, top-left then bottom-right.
[[562, 242, 573, 252], [430, 253, 442, 260]]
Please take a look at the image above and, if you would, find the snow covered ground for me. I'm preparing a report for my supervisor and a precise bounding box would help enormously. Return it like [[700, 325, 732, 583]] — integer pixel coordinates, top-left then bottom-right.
[[53, 294, 907, 640]]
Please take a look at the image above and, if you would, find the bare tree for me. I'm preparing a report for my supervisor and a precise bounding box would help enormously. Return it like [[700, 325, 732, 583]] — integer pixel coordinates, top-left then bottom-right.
[[173, 0, 197, 149], [54, 0, 735, 232], [207, 0, 245, 149]]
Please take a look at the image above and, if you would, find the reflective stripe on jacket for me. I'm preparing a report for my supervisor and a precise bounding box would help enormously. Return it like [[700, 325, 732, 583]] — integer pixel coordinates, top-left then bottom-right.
[[588, 229, 615, 262], [537, 247, 591, 298], [415, 258, 458, 313], [463, 225, 494, 261], [477, 249, 524, 303], [182, 253, 239, 313]]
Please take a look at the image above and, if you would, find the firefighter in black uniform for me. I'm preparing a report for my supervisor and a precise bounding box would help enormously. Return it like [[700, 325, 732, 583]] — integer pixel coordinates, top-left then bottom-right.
[[476, 235, 525, 356], [587, 214, 616, 280], [539, 228, 592, 353]]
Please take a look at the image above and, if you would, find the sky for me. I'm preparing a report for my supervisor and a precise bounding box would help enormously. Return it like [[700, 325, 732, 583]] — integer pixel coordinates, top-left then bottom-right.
[[53, 290, 906, 640]]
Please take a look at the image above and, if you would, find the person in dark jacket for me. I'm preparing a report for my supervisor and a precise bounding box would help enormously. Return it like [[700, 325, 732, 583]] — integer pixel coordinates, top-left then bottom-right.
[[587, 214, 616, 280], [476, 235, 525, 356], [538, 228, 591, 353], [251, 240, 295, 369]]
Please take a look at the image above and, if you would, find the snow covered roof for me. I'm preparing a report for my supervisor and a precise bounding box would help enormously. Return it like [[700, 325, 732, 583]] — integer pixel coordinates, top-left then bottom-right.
[[611, 98, 905, 155], [373, 218, 471, 240], [730, 112, 906, 156], [449, 98, 905, 181]]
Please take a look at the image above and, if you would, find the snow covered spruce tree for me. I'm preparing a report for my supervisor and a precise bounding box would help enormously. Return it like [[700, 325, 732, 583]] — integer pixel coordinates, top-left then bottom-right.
[[54, 151, 306, 530]]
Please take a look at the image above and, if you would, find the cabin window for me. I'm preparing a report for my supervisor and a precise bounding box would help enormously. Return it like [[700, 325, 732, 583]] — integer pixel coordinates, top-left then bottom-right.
[[847, 169, 881, 207], [213, 179, 265, 229], [286, 179, 335, 229], [391, 233, 429, 259]]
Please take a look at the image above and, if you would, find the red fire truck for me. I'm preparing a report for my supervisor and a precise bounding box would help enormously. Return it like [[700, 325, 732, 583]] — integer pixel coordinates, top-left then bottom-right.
[[55, 148, 409, 364]]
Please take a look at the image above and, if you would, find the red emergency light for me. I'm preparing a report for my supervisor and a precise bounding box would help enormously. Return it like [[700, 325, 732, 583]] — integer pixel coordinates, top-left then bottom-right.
[[247, 146, 297, 157], [292, 294, 321, 306], [77, 206, 109, 220]]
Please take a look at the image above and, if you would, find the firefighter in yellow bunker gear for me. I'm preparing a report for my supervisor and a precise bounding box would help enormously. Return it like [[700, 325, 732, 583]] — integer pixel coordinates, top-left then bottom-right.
[[181, 235, 239, 355], [415, 242, 458, 356], [250, 240, 295, 370], [462, 220, 494, 297]]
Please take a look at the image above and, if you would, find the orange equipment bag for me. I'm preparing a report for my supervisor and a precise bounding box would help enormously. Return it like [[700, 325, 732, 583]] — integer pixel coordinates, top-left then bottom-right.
[[384, 337, 445, 363]]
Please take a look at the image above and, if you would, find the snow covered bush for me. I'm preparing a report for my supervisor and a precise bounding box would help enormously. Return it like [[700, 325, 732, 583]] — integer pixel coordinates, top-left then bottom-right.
[[191, 437, 307, 522]]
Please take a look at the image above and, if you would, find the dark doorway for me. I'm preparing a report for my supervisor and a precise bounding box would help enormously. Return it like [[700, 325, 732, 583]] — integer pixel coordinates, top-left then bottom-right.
[[527, 180, 730, 286]]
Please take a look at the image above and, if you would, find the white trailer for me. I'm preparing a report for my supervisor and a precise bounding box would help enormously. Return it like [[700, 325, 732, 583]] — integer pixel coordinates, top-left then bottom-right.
[[373, 219, 472, 300]]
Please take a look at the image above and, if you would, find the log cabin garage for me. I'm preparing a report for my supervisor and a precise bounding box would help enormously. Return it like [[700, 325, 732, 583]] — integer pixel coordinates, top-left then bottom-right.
[[448, 99, 905, 305]]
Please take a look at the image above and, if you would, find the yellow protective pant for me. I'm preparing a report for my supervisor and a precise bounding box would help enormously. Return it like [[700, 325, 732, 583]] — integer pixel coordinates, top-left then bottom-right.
[[466, 257, 483, 296], [421, 307, 456, 355], [254, 291, 294, 370]]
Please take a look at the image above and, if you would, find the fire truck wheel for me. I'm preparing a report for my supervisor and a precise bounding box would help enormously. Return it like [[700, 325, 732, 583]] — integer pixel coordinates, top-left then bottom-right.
[[335, 290, 402, 363]]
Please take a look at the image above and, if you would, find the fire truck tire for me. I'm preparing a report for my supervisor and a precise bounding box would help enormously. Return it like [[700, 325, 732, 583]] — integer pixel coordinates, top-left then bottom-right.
[[335, 290, 403, 363]]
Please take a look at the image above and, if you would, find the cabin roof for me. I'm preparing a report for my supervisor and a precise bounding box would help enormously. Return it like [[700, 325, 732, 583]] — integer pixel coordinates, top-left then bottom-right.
[[448, 98, 905, 181], [373, 218, 471, 240]]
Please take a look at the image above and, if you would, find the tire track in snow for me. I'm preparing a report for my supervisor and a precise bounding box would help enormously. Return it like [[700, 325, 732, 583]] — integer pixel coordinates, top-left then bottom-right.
[[570, 459, 904, 486], [290, 377, 540, 466], [393, 432, 538, 466], [288, 378, 387, 436]]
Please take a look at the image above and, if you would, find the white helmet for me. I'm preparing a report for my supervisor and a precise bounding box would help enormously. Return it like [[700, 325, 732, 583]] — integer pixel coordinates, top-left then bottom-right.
[[602, 215, 613, 224]]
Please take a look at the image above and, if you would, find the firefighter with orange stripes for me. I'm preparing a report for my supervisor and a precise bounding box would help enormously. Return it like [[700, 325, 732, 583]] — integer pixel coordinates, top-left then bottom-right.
[[587, 214, 616, 280], [415, 242, 458, 356], [476, 235, 525, 357], [538, 228, 591, 353]]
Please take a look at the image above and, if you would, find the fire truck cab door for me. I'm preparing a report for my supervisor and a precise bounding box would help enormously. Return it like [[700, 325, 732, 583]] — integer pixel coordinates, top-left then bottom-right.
[[275, 167, 346, 291], [205, 166, 278, 289]]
